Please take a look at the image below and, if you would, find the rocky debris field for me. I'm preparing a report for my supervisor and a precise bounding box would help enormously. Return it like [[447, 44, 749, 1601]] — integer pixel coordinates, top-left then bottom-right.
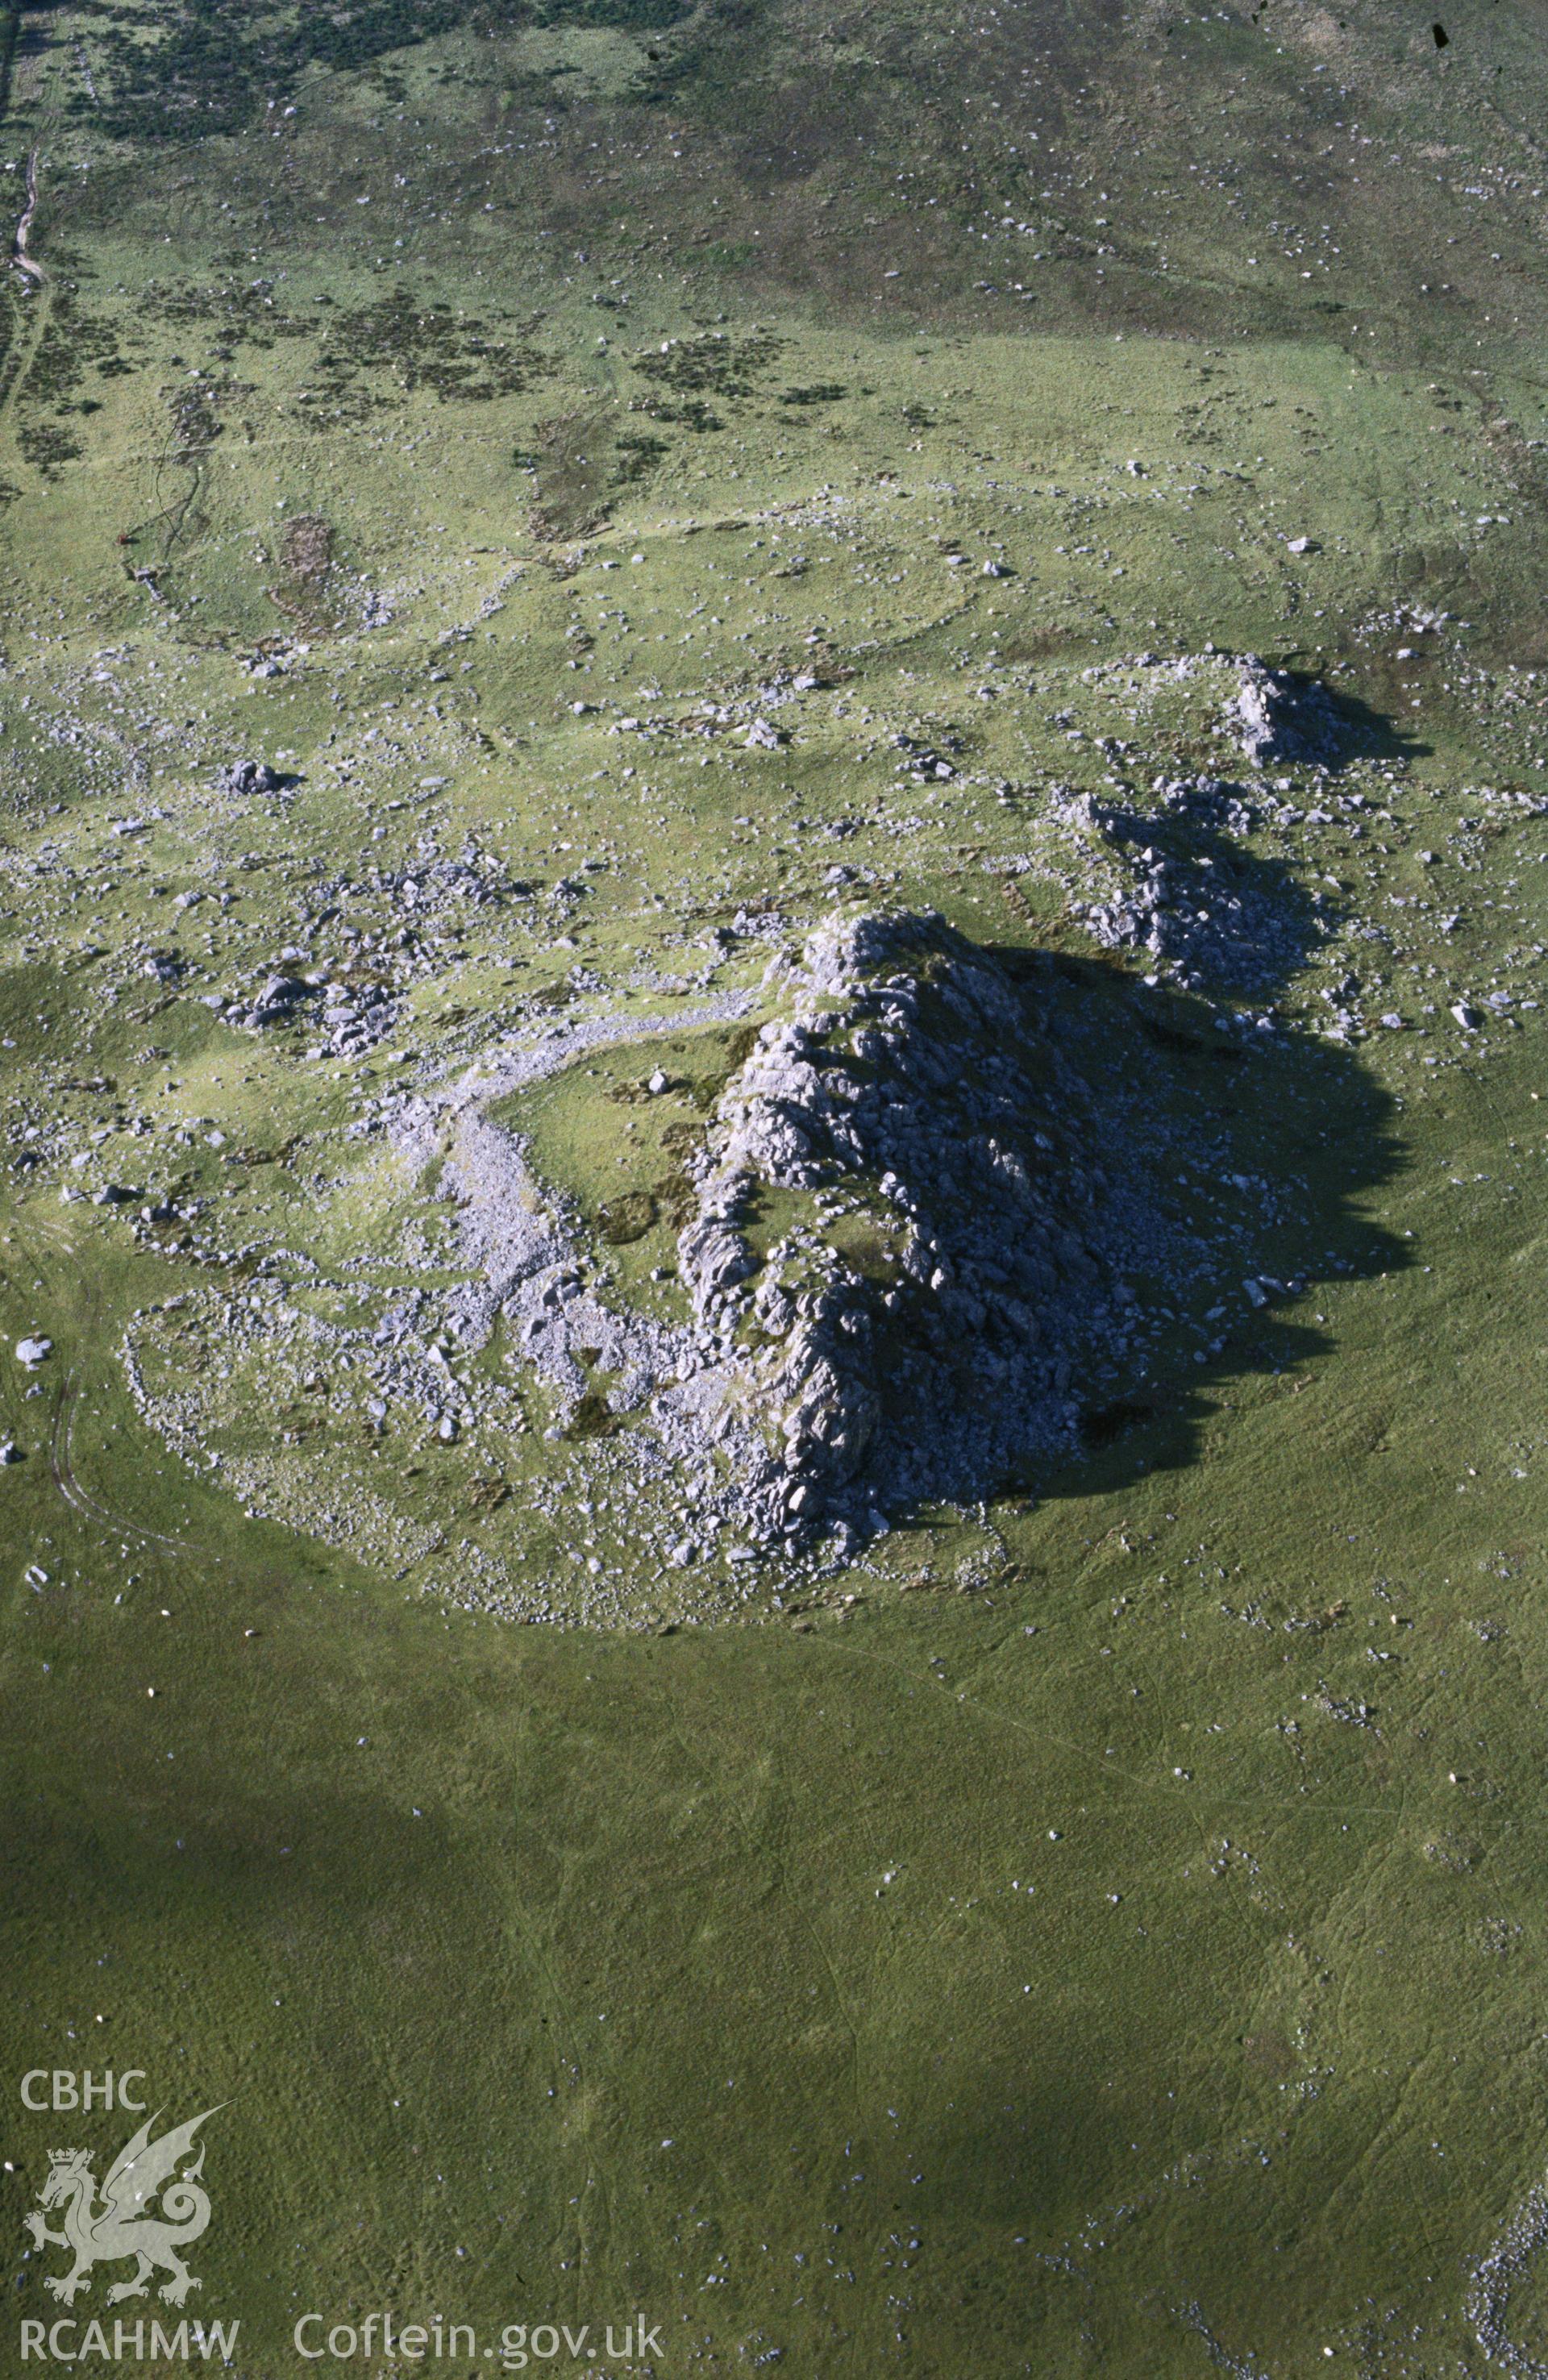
[[1070, 776, 1314, 991], [222, 967, 401, 1062]]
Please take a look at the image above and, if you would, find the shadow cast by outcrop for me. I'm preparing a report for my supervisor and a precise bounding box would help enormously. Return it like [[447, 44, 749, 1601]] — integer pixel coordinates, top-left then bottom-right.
[[1241, 658, 1429, 771], [986, 945, 1405, 1506]]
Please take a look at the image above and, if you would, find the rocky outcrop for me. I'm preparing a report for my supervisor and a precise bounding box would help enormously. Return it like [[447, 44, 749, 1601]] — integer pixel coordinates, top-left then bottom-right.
[[216, 759, 281, 796], [370, 911, 1197, 1560], [1230, 660, 1342, 768], [671, 909, 1116, 1542]]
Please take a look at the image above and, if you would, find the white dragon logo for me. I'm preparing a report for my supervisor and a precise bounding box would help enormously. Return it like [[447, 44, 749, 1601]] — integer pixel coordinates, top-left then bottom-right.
[[24, 2106, 221, 2308]]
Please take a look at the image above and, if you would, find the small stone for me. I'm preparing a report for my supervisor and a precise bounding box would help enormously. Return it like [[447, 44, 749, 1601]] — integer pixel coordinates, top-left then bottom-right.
[[15, 1337, 51, 1367]]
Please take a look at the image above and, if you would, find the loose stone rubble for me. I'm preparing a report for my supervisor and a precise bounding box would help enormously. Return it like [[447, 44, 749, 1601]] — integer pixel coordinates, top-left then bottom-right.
[[218, 967, 399, 1057], [1467, 2176, 1548, 2374], [1067, 780, 1303, 988]]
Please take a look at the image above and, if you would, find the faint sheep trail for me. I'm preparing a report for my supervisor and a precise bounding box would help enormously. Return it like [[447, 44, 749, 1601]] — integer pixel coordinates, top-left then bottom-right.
[[50, 1367, 202, 1558]]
